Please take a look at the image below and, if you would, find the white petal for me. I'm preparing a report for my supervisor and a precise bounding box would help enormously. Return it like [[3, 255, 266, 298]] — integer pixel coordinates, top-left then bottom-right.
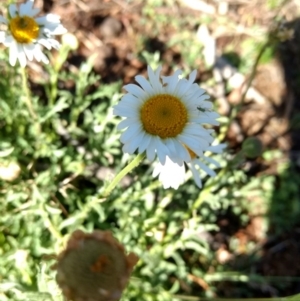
[[187, 89, 209, 102], [146, 137, 157, 161], [162, 70, 181, 93], [123, 131, 146, 154], [119, 93, 143, 106], [189, 164, 202, 188], [17, 44, 27, 67], [33, 45, 49, 64], [152, 164, 161, 178], [175, 70, 197, 97], [153, 157, 185, 189], [0, 16, 7, 24], [120, 124, 143, 144], [9, 4, 17, 18], [0, 32, 5, 43], [195, 116, 219, 125], [35, 14, 60, 25], [20, 1, 40, 17], [47, 24, 67, 35], [122, 141, 138, 154], [23, 44, 35, 61], [164, 139, 188, 164], [183, 125, 211, 137], [171, 139, 191, 163], [207, 144, 225, 153], [113, 105, 138, 118], [154, 138, 170, 165], [147, 65, 162, 92], [9, 41, 18, 66], [189, 70, 197, 83], [179, 134, 209, 151], [122, 144, 134, 155], [135, 75, 155, 94], [164, 139, 177, 159], [175, 79, 192, 97], [124, 84, 147, 99], [117, 118, 137, 130], [199, 100, 213, 110], [29, 8, 41, 17], [114, 98, 141, 112], [38, 38, 53, 49], [138, 134, 152, 153], [20, 0, 33, 14], [39, 51, 49, 64], [203, 155, 220, 167], [3, 35, 14, 46], [197, 159, 216, 177]]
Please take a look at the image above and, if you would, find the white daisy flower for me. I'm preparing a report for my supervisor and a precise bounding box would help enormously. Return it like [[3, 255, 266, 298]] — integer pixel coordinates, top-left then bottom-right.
[[152, 156, 186, 189], [0, 0, 67, 67], [153, 144, 225, 189], [114, 65, 220, 165]]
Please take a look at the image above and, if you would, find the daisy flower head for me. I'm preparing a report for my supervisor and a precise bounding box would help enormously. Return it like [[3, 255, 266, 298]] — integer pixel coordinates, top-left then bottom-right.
[[0, 0, 67, 67], [153, 144, 225, 189], [114, 66, 220, 166], [54, 230, 138, 301]]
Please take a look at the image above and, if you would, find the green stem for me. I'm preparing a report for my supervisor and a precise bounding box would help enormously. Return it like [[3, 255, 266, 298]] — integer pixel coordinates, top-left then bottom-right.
[[49, 71, 58, 107], [231, 0, 291, 116], [239, 41, 270, 110], [218, 41, 270, 142], [21, 67, 37, 120], [231, 0, 292, 118], [42, 208, 63, 241], [102, 153, 146, 198], [192, 167, 227, 209]]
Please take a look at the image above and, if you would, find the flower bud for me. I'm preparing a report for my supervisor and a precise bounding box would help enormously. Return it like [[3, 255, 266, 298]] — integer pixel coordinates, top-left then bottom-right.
[[54, 230, 138, 301], [241, 137, 263, 159]]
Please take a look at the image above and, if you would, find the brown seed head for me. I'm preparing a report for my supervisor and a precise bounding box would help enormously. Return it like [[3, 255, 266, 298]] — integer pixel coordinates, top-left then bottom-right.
[[54, 230, 139, 301]]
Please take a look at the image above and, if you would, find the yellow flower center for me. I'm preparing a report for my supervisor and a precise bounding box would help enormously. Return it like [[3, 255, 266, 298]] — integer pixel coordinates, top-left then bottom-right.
[[140, 94, 188, 139], [10, 16, 39, 44]]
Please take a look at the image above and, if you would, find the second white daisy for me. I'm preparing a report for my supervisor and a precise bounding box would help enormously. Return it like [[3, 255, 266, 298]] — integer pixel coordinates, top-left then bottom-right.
[[0, 0, 67, 67], [152, 144, 225, 189], [114, 66, 220, 165]]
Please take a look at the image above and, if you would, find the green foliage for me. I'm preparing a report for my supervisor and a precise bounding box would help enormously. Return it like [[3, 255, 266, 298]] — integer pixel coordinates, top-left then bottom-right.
[[266, 0, 284, 10], [1, 1, 300, 301], [1, 49, 299, 299]]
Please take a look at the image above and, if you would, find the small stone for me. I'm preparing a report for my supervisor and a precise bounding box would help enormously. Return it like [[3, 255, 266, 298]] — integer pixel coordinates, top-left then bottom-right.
[[99, 17, 122, 38]]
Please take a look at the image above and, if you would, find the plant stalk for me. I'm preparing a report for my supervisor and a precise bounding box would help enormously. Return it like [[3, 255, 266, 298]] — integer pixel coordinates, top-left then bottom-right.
[[21, 67, 38, 120], [102, 153, 146, 198]]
